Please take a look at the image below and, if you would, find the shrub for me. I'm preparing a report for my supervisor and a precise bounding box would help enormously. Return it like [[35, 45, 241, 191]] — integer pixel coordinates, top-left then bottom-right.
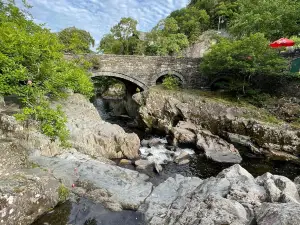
[[162, 75, 180, 90], [200, 33, 288, 95], [58, 184, 70, 202], [0, 1, 94, 144]]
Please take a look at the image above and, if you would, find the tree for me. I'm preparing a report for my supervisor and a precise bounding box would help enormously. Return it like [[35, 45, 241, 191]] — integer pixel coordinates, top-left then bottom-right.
[[58, 27, 95, 54], [229, 0, 300, 40], [145, 18, 189, 56], [189, 0, 238, 29], [170, 7, 210, 43], [0, 1, 94, 145], [200, 33, 288, 95], [98, 17, 143, 55]]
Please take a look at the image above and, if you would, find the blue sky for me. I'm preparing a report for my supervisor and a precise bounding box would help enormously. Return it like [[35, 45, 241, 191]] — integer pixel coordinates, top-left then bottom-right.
[[17, 0, 189, 47]]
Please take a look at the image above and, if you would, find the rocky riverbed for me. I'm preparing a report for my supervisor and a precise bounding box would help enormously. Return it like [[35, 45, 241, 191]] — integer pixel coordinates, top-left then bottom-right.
[[134, 87, 300, 163], [1, 91, 300, 225]]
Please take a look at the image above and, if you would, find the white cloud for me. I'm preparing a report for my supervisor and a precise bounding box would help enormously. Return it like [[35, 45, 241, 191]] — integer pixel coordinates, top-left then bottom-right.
[[16, 0, 189, 48]]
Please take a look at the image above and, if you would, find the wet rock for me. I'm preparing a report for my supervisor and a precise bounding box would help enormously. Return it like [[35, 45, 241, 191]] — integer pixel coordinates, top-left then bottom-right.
[[30, 151, 153, 210], [225, 132, 261, 154], [119, 159, 132, 165], [196, 130, 242, 163], [255, 203, 300, 225], [135, 159, 153, 170], [171, 121, 197, 146], [178, 159, 190, 165], [154, 163, 162, 174], [174, 151, 190, 164], [0, 169, 60, 225], [141, 139, 150, 147], [256, 173, 300, 203], [172, 127, 196, 146], [148, 138, 166, 147]]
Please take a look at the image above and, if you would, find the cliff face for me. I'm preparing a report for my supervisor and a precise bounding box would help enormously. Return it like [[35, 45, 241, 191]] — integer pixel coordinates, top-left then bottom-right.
[[133, 87, 300, 163]]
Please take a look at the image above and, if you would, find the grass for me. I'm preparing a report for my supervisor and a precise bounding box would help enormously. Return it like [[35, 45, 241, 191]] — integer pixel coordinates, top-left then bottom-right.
[[58, 184, 70, 202]]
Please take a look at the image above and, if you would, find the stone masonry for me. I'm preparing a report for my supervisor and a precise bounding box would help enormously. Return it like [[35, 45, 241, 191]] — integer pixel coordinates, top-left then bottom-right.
[[66, 54, 204, 90]]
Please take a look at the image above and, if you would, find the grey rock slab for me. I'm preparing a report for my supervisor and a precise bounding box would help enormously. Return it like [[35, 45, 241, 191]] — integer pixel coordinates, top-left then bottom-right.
[[174, 151, 190, 164], [57, 94, 140, 159], [0, 168, 60, 225], [255, 203, 300, 225], [196, 130, 242, 163], [139, 174, 202, 225], [167, 194, 248, 225], [30, 151, 153, 210], [256, 172, 300, 203]]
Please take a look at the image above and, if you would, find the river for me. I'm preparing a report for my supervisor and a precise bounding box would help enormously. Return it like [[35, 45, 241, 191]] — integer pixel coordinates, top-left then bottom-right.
[[31, 96, 300, 225]]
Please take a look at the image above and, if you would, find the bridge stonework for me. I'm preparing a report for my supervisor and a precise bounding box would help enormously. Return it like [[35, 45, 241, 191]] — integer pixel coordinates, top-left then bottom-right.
[[79, 54, 205, 90]]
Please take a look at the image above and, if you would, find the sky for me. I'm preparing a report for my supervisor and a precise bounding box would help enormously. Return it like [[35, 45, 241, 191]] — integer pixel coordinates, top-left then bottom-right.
[[17, 0, 189, 48]]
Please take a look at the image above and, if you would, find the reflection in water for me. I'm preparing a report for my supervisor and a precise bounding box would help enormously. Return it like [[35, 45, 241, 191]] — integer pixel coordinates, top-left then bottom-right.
[[32, 198, 145, 225]]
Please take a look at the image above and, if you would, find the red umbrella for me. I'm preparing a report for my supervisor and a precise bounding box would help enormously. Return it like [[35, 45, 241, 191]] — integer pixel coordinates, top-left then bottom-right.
[[269, 38, 295, 48]]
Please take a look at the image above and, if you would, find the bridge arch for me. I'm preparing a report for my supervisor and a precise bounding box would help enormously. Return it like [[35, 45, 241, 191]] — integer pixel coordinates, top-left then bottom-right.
[[152, 71, 187, 87], [91, 71, 149, 91]]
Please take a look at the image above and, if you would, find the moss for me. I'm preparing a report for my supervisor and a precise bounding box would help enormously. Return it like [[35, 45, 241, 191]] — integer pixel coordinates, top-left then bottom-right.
[[30, 162, 40, 169], [143, 116, 154, 128], [58, 184, 70, 202], [13, 187, 24, 193]]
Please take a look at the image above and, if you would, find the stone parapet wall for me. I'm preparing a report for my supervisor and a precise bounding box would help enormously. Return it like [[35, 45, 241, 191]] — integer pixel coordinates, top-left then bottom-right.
[[65, 54, 205, 89]]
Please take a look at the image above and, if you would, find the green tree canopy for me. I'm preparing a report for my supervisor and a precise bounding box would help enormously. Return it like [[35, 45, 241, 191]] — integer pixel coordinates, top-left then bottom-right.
[[0, 0, 94, 144], [145, 18, 189, 56], [58, 27, 95, 53], [170, 6, 210, 43], [98, 17, 143, 55], [189, 0, 238, 29], [200, 33, 288, 94], [229, 0, 300, 40]]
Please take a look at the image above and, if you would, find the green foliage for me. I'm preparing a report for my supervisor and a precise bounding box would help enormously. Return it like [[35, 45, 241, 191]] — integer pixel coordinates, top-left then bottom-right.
[[58, 27, 95, 54], [170, 7, 210, 43], [58, 184, 70, 202], [145, 18, 189, 56], [0, 1, 94, 144], [229, 0, 300, 40], [15, 100, 70, 146], [290, 35, 300, 48], [189, 0, 238, 29], [200, 33, 288, 95], [162, 75, 180, 90], [98, 17, 143, 55]]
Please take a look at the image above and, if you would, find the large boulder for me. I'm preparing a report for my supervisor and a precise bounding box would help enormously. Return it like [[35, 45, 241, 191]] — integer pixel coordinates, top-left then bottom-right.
[[0, 169, 60, 225], [59, 94, 140, 159], [256, 173, 300, 203], [140, 165, 267, 225], [139, 174, 202, 225], [30, 151, 153, 211], [255, 203, 300, 225], [196, 129, 242, 163]]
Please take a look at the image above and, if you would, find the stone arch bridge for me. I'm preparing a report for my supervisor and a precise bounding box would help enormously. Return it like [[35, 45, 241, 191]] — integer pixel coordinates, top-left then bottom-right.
[[66, 54, 205, 92]]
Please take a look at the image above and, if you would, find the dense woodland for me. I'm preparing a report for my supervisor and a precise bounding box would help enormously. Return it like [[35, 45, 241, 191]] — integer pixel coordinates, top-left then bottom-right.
[[1, 0, 300, 142]]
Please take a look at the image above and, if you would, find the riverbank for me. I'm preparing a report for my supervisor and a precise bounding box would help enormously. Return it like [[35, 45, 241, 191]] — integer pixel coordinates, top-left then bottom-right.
[[134, 87, 300, 164], [1, 90, 300, 225]]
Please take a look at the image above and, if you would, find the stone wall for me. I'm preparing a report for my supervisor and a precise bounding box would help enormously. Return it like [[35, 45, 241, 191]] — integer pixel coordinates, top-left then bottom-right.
[[66, 54, 205, 90]]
